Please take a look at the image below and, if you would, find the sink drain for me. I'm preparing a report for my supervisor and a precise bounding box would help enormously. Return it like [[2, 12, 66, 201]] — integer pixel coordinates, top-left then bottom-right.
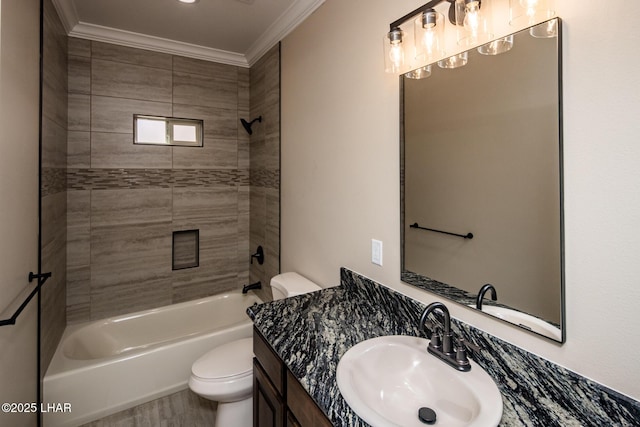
[[418, 407, 437, 424]]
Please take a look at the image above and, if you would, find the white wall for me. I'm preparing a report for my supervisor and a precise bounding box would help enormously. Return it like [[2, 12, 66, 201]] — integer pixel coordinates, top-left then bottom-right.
[[0, 0, 41, 425], [281, 0, 640, 401]]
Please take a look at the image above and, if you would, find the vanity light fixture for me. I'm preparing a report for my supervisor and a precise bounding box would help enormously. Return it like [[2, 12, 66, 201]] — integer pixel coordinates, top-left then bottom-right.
[[414, 10, 445, 64], [405, 65, 432, 79], [509, 0, 555, 29], [437, 52, 468, 69], [177, 0, 199, 4], [478, 35, 514, 55], [384, 28, 406, 73], [384, 0, 496, 76], [529, 18, 558, 38], [384, 0, 555, 77], [455, 0, 494, 48]]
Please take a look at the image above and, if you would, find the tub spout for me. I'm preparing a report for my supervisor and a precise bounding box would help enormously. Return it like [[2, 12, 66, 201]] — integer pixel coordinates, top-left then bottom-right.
[[242, 281, 262, 294]]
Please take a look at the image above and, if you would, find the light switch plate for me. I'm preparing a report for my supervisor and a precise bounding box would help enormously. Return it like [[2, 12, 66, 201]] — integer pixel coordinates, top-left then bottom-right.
[[371, 239, 383, 266]]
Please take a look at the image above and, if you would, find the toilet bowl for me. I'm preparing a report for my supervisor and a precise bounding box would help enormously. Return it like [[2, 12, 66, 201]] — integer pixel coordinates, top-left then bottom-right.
[[188, 272, 320, 427]]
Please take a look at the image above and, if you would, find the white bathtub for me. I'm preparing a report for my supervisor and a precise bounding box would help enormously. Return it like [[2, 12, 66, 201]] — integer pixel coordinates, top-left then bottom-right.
[[43, 291, 262, 427]]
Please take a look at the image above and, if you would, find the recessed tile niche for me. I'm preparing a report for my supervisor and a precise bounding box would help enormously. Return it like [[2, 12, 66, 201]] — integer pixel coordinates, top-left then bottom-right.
[[172, 230, 199, 270]]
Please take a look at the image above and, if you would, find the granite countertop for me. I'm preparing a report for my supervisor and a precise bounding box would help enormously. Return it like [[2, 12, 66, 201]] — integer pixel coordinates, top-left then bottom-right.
[[248, 268, 640, 427]]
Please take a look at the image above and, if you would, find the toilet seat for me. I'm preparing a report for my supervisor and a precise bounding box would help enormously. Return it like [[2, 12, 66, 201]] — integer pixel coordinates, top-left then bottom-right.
[[192, 337, 253, 380], [188, 337, 254, 402]]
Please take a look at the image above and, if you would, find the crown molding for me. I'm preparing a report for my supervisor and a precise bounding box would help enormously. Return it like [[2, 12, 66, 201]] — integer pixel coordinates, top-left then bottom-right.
[[245, 0, 326, 66], [69, 22, 249, 67], [52, 0, 325, 67], [51, 0, 79, 33]]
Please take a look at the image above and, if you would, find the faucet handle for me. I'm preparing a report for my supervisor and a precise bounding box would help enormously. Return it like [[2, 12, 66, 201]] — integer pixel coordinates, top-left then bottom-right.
[[456, 338, 483, 359], [428, 326, 443, 350]]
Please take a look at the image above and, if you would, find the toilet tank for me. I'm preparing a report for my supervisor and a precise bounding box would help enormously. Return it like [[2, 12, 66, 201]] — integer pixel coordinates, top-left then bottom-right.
[[270, 272, 321, 300]]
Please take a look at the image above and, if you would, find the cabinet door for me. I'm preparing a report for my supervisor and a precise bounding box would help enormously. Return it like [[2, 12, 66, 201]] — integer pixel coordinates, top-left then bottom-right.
[[287, 410, 301, 427], [254, 359, 285, 427], [286, 370, 333, 427]]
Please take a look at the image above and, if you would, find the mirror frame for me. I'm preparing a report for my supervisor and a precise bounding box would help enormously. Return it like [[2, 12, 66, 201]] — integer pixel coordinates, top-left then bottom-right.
[[400, 18, 565, 342]]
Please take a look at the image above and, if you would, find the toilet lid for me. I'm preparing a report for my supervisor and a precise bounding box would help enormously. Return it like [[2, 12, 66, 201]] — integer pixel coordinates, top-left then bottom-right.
[[192, 337, 253, 379]]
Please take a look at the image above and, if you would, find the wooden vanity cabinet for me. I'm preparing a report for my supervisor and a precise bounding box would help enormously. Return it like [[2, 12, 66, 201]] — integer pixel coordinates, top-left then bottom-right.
[[253, 327, 333, 427]]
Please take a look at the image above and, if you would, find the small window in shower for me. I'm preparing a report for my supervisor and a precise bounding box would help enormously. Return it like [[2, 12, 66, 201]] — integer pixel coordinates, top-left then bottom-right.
[[134, 115, 203, 147], [172, 230, 199, 270]]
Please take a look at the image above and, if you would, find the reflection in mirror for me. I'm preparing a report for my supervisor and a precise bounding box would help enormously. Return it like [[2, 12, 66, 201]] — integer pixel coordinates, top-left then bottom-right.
[[401, 19, 564, 342]]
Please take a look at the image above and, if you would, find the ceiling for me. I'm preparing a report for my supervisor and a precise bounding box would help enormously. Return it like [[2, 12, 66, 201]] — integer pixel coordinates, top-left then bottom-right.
[[52, 0, 325, 67]]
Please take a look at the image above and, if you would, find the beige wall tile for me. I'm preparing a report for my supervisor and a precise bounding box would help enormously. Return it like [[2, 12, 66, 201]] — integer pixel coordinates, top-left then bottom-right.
[[172, 138, 237, 170], [42, 0, 68, 371], [172, 56, 237, 80], [92, 59, 172, 103], [238, 67, 250, 112], [173, 71, 237, 110], [68, 37, 91, 58], [92, 132, 172, 169], [67, 190, 91, 313], [41, 192, 66, 259], [172, 103, 237, 139], [92, 41, 172, 70], [90, 273, 172, 320], [68, 55, 91, 95], [173, 187, 238, 220], [172, 270, 237, 303], [67, 265, 90, 307], [264, 132, 280, 170], [64, 43, 272, 316], [41, 278, 66, 371], [67, 131, 90, 168], [91, 188, 172, 227], [68, 93, 90, 131], [249, 186, 266, 247], [67, 190, 91, 314], [237, 211, 250, 287], [67, 190, 90, 228], [67, 302, 91, 324], [42, 116, 67, 169], [171, 217, 238, 270], [91, 95, 172, 133], [90, 222, 172, 318], [43, 66, 68, 128]]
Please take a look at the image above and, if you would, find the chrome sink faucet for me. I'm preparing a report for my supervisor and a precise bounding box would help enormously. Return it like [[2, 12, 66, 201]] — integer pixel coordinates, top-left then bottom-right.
[[476, 284, 497, 310], [420, 302, 473, 372]]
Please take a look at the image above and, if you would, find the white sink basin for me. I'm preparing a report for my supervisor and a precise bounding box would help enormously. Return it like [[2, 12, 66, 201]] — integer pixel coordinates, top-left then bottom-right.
[[336, 335, 502, 427], [474, 305, 562, 341]]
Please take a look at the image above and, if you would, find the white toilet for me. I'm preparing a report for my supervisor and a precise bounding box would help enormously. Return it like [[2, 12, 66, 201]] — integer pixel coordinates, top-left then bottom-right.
[[188, 272, 321, 427]]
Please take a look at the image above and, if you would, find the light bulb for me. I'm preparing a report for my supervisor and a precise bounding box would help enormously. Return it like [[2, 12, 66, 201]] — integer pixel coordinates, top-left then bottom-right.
[[384, 28, 405, 73], [389, 42, 404, 69], [415, 10, 444, 62], [519, 0, 539, 7], [463, 1, 483, 37], [510, 0, 555, 27], [519, 0, 539, 16]]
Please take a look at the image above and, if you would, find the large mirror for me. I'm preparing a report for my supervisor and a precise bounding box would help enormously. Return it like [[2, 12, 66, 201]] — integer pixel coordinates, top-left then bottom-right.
[[401, 19, 564, 342]]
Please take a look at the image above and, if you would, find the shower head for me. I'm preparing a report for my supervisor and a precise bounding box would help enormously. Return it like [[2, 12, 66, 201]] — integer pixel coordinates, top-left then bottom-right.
[[240, 116, 262, 135]]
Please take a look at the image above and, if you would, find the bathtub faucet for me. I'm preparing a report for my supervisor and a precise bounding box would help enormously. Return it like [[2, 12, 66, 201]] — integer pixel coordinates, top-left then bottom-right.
[[242, 281, 262, 294]]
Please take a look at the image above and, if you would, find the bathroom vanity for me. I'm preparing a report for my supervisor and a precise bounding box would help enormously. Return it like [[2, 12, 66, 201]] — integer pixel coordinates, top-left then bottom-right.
[[253, 327, 332, 427], [248, 268, 640, 426]]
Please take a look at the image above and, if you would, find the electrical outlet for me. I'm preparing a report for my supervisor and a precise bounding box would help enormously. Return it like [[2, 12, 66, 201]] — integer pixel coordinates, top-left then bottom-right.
[[371, 239, 383, 266]]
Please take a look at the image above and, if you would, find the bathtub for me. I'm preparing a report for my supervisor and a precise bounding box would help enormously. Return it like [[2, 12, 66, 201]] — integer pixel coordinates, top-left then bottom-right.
[[43, 291, 262, 427]]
